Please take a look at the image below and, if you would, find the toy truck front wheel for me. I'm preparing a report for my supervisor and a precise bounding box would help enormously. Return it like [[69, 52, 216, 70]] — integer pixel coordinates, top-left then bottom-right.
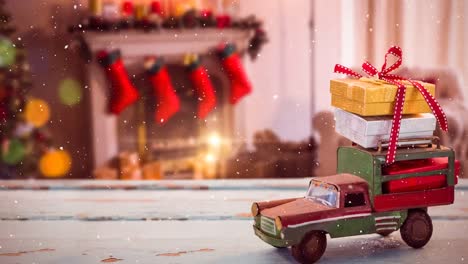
[[291, 231, 327, 264], [400, 209, 433, 248]]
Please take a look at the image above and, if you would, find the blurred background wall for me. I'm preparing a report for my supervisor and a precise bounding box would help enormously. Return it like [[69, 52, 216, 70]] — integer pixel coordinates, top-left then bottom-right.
[[4, 0, 314, 177], [3, 0, 467, 177]]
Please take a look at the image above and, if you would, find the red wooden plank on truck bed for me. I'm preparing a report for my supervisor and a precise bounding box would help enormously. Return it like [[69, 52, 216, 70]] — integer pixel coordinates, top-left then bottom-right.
[[373, 186, 455, 212]]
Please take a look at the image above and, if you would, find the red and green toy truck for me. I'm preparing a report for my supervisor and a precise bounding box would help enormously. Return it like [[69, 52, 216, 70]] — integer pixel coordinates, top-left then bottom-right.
[[252, 141, 460, 263]]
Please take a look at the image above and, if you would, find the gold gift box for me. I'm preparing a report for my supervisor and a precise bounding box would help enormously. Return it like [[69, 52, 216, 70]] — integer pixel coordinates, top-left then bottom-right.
[[330, 78, 435, 116]]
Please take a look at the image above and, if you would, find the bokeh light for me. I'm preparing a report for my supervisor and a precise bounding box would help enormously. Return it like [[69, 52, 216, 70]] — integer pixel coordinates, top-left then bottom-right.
[[0, 37, 16, 68], [1, 138, 25, 165], [39, 149, 72, 178], [58, 78, 82, 106], [25, 98, 50, 127]]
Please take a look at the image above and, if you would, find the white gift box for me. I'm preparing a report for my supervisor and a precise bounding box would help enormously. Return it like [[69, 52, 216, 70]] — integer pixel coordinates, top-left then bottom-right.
[[334, 108, 436, 148]]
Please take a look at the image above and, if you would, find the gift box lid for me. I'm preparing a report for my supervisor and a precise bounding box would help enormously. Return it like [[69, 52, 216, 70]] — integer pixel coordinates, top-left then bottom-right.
[[334, 108, 436, 136], [330, 77, 435, 103]]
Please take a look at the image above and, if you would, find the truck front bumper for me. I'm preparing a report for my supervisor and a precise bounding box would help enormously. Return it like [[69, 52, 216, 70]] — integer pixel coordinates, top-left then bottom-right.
[[253, 225, 292, 248]]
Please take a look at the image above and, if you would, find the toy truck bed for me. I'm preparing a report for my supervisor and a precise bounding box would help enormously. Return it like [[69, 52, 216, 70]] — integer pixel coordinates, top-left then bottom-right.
[[337, 145, 458, 212], [382, 157, 460, 193]]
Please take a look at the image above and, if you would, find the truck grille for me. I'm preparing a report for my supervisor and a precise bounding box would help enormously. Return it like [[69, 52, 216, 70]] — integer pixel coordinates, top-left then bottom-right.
[[260, 216, 276, 235]]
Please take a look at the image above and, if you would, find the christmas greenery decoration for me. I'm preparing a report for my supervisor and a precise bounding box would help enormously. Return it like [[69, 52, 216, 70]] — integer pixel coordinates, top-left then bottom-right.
[[0, 0, 52, 178]]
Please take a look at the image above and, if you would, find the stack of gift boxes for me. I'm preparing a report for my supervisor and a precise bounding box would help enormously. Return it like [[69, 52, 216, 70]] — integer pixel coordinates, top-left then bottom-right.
[[330, 77, 437, 149]]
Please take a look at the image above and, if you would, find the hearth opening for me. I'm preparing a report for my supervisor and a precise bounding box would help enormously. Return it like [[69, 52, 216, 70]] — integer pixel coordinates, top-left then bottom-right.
[[115, 58, 235, 179]]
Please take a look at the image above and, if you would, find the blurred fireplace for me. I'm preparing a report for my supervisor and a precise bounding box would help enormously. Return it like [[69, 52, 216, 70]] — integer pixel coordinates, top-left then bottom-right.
[[117, 58, 234, 170], [84, 30, 252, 178]]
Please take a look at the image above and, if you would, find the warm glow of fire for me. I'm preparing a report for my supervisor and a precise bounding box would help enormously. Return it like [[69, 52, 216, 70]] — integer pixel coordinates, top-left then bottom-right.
[[204, 153, 217, 163], [207, 132, 221, 148]]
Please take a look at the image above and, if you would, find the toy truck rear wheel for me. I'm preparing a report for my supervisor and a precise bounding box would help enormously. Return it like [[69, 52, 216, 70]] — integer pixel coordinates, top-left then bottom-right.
[[400, 209, 433, 248], [291, 231, 327, 264]]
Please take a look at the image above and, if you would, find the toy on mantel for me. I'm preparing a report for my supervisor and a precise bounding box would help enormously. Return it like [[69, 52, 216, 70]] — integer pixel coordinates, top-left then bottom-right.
[[251, 46, 461, 263]]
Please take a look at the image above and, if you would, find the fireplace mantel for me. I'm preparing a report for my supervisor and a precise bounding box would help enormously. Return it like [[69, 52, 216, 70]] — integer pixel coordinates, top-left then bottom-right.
[[83, 29, 254, 58], [83, 29, 252, 171]]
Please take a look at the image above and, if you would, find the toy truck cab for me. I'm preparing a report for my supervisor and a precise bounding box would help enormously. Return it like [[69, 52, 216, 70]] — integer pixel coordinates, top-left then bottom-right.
[[253, 174, 375, 243], [252, 143, 459, 264]]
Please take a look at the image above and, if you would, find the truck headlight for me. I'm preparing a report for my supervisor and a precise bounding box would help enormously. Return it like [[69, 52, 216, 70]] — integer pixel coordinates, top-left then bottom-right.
[[275, 216, 283, 231], [251, 203, 260, 216]]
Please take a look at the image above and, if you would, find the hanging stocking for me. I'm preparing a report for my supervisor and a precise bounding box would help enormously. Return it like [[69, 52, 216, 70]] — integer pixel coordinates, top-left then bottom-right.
[[185, 55, 216, 119], [97, 50, 139, 115], [218, 43, 252, 104], [145, 57, 180, 124]]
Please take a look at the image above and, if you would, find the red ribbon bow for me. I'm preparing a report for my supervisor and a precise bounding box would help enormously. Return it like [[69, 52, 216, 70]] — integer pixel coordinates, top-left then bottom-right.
[[334, 46, 448, 164]]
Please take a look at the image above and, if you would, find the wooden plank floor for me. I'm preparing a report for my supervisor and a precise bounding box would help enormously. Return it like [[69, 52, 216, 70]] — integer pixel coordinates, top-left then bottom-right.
[[0, 179, 467, 263]]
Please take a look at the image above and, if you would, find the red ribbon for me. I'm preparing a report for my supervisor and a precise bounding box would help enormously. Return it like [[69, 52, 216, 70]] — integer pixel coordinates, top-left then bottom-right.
[[334, 46, 448, 164]]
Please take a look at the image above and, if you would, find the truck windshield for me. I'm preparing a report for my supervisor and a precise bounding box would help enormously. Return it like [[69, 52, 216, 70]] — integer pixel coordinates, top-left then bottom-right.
[[306, 181, 338, 208]]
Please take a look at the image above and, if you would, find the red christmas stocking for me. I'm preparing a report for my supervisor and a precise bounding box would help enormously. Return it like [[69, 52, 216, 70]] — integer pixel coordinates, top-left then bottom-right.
[[97, 50, 139, 115], [186, 56, 216, 119], [145, 57, 180, 124], [218, 43, 252, 104]]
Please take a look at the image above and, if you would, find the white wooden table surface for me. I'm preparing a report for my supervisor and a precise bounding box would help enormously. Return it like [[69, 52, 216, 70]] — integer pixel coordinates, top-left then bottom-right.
[[0, 179, 467, 264]]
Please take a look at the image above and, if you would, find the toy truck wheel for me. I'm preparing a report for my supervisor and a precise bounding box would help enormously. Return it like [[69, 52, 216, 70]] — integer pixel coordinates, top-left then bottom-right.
[[291, 231, 327, 264], [400, 210, 433, 249]]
